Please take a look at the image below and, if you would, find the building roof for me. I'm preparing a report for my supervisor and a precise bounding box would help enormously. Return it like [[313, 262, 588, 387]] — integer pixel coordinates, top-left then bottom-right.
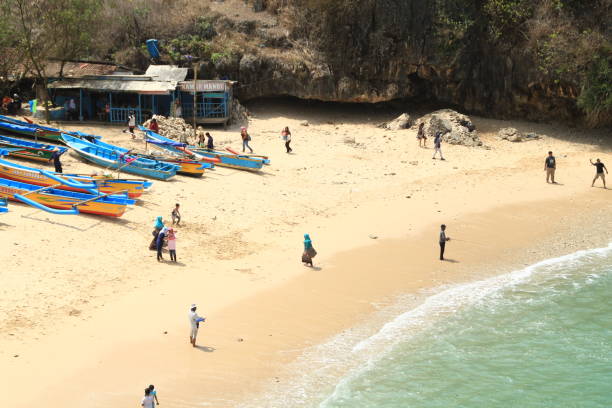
[[15, 60, 138, 79], [145, 65, 188, 82], [48, 78, 177, 95]]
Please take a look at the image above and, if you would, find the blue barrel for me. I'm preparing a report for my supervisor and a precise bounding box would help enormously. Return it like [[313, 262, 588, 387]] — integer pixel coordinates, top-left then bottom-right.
[[146, 39, 160, 59]]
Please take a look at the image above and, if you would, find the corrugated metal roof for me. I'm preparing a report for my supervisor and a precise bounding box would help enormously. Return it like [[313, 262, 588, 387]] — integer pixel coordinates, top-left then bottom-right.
[[145, 65, 188, 82], [48, 78, 177, 94]]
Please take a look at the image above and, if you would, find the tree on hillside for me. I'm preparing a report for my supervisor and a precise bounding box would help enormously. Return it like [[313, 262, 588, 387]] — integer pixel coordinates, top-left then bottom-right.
[[1, 0, 101, 120]]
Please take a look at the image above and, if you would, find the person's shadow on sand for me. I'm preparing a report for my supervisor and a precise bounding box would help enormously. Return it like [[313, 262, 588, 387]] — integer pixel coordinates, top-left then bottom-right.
[[442, 258, 460, 263], [195, 345, 215, 352]]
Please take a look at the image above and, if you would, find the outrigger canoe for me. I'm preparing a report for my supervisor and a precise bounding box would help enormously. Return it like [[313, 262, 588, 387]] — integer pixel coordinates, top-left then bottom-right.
[[140, 127, 268, 171], [88, 137, 211, 177], [0, 156, 152, 198], [0, 197, 7, 213], [0, 177, 135, 217], [0, 134, 67, 162], [0, 115, 100, 143], [62, 134, 179, 180]]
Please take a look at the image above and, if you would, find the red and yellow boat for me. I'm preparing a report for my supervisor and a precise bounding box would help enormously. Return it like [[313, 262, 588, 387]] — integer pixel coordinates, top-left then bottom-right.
[[0, 157, 152, 198]]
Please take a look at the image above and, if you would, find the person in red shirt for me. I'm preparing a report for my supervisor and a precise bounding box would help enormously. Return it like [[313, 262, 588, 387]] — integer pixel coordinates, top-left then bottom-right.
[[149, 118, 159, 133]]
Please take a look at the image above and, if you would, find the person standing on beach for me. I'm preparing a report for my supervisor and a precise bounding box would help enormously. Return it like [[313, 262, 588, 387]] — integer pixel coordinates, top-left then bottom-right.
[[545, 151, 556, 183], [189, 304, 206, 347], [49, 147, 65, 173], [156, 226, 168, 262], [141, 388, 154, 408], [206, 132, 214, 150], [432, 132, 445, 160], [167, 228, 177, 262], [302, 234, 317, 267], [126, 111, 137, 139], [171, 203, 181, 226], [417, 123, 427, 148], [241, 127, 253, 153], [439, 224, 450, 261], [150, 216, 164, 250], [148, 385, 160, 407], [590, 158, 608, 188], [282, 126, 292, 153], [148, 118, 159, 133]]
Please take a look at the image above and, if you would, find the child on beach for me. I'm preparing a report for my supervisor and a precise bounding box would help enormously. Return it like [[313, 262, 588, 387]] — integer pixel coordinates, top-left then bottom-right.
[[282, 126, 292, 153], [241, 127, 253, 153], [141, 388, 154, 408], [167, 228, 177, 262], [148, 385, 160, 407], [172, 203, 181, 226]]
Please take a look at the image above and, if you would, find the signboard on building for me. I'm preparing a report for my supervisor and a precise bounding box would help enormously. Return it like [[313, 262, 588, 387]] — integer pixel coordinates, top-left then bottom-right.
[[179, 80, 229, 92]]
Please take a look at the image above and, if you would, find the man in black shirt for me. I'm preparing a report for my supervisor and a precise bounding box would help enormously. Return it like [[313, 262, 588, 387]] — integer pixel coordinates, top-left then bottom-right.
[[544, 151, 556, 183], [590, 158, 608, 189], [49, 148, 65, 173]]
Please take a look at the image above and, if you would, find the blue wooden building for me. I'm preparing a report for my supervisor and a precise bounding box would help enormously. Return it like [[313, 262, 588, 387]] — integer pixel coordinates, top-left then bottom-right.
[[47, 65, 234, 126]]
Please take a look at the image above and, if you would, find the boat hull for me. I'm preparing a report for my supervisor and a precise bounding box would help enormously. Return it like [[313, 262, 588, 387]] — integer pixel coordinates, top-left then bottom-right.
[[0, 178, 134, 217], [0, 117, 63, 142], [0, 159, 150, 198], [0, 134, 66, 162]]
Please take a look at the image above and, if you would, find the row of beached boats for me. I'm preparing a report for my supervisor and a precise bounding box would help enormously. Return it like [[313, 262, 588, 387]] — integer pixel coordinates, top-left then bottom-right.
[[0, 115, 270, 218]]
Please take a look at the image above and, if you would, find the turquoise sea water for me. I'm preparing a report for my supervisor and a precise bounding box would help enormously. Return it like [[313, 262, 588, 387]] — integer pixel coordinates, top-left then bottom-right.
[[319, 245, 612, 408]]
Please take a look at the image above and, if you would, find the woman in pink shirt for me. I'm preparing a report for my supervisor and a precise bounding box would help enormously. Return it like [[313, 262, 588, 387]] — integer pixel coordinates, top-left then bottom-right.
[[167, 228, 177, 262]]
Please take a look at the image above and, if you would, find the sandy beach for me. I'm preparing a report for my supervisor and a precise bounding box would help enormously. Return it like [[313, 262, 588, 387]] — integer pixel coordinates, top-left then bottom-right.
[[0, 99, 610, 407]]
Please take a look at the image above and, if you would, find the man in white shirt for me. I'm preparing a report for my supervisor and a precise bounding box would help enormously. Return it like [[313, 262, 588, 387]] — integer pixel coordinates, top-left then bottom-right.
[[189, 304, 205, 347]]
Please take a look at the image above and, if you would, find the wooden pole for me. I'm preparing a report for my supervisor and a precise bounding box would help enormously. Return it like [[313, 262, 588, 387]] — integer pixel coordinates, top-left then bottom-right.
[[193, 62, 198, 140]]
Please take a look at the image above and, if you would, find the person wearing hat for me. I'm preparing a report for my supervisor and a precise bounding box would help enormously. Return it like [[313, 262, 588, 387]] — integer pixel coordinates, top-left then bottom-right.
[[240, 127, 253, 153], [432, 131, 445, 160], [49, 147, 66, 173], [189, 304, 206, 347]]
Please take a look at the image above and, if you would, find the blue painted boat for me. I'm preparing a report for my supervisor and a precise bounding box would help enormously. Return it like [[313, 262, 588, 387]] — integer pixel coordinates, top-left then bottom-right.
[[0, 115, 100, 143], [62, 134, 179, 180], [87, 137, 213, 176], [140, 126, 268, 171], [0, 133, 67, 162], [0, 197, 7, 213]]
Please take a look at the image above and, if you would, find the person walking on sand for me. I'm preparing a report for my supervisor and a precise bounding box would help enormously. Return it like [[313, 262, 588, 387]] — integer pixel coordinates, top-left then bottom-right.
[[282, 126, 292, 153], [171, 203, 181, 226], [149, 216, 164, 250], [241, 127, 253, 153], [590, 158, 608, 188], [432, 131, 445, 160], [439, 224, 450, 261], [49, 147, 65, 173], [206, 132, 214, 150], [167, 228, 177, 262], [545, 151, 556, 183], [156, 226, 168, 262], [189, 304, 206, 347], [124, 111, 136, 139], [141, 388, 154, 408], [417, 123, 427, 148], [148, 385, 160, 407], [302, 234, 317, 267]]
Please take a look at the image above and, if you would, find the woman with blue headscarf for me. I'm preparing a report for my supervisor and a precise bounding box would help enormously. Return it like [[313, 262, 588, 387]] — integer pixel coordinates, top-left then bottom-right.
[[150, 216, 165, 250], [302, 234, 317, 267]]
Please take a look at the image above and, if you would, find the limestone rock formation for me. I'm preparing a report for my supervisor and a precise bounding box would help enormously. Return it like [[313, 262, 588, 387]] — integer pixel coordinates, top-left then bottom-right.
[[415, 110, 482, 147], [381, 113, 412, 131]]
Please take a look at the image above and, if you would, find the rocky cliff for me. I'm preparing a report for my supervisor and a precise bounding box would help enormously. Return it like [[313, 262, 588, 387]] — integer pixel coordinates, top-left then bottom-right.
[[114, 0, 612, 125]]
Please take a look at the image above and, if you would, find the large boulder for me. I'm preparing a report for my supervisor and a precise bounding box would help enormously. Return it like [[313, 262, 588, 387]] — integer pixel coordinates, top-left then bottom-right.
[[381, 113, 413, 130], [498, 127, 522, 142], [415, 109, 482, 147]]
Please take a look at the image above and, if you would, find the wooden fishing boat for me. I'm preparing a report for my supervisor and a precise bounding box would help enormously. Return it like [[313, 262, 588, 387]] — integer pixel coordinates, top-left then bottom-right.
[[62, 134, 179, 180], [0, 134, 67, 162], [0, 177, 135, 217], [0, 156, 152, 198], [0, 197, 7, 213], [140, 127, 268, 171], [0, 115, 100, 143], [89, 137, 211, 177]]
